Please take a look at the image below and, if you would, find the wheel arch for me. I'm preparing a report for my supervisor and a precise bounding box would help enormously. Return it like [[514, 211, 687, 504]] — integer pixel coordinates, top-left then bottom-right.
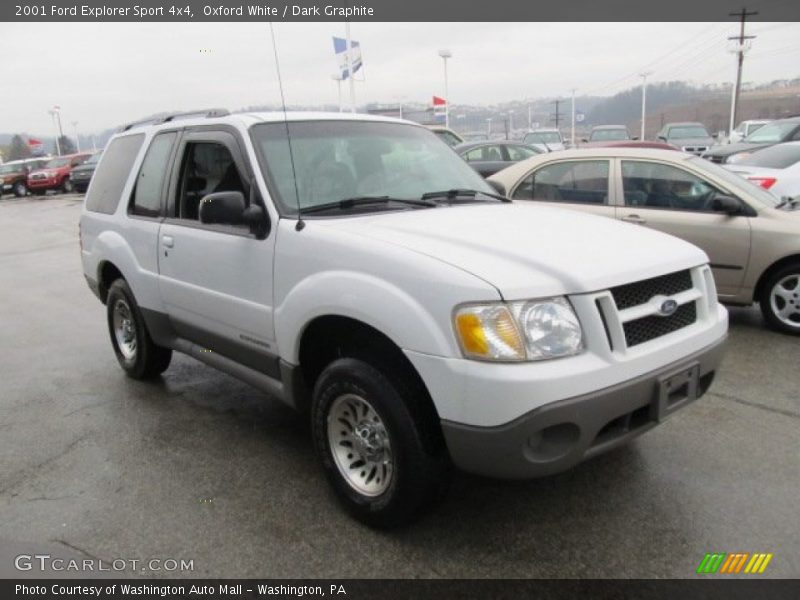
[[754, 253, 800, 302]]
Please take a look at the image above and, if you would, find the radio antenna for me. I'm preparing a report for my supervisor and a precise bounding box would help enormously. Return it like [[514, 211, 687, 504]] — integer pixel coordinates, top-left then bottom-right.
[[268, 22, 304, 231]]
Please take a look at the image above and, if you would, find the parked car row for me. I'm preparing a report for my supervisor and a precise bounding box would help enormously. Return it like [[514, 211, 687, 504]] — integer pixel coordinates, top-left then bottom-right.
[[0, 151, 101, 198]]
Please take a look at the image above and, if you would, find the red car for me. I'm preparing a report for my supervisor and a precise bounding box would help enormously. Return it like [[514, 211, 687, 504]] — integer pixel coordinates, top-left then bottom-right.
[[27, 152, 92, 195]]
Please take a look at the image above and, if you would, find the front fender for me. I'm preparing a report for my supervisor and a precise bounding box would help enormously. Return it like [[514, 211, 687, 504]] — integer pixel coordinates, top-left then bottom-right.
[[275, 270, 454, 364]]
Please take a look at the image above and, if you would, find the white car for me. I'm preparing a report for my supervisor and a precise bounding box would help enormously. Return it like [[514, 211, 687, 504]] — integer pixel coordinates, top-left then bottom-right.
[[522, 128, 565, 152], [724, 141, 800, 201], [727, 119, 771, 145], [80, 111, 727, 526]]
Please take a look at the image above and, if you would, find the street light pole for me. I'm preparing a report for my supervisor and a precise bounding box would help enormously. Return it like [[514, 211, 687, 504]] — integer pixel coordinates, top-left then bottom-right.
[[438, 49, 452, 129], [72, 121, 81, 152], [486, 117, 492, 138], [639, 72, 652, 140], [345, 22, 356, 113], [48, 108, 61, 156]]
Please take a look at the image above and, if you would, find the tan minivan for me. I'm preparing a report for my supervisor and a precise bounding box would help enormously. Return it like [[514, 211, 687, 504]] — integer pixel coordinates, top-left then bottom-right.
[[489, 148, 800, 334]]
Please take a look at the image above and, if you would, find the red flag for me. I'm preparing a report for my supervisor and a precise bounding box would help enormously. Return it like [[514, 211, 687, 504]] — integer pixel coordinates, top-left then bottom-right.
[[432, 96, 446, 106], [28, 138, 43, 146]]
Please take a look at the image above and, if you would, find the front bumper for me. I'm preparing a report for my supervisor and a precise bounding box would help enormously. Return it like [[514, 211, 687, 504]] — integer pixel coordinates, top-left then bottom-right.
[[440, 336, 726, 479]]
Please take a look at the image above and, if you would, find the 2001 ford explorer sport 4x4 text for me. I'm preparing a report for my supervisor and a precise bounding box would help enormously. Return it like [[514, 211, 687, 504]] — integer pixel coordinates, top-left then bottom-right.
[[80, 111, 728, 527]]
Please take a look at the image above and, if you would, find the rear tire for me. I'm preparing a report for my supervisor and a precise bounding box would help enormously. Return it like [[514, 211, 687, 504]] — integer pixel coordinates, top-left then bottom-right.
[[311, 357, 449, 528], [13, 181, 27, 197], [760, 262, 800, 335], [106, 279, 172, 379], [62, 179, 74, 194]]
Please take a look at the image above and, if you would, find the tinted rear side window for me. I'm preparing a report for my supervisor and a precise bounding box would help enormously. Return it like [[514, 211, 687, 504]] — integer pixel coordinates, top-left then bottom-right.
[[131, 132, 177, 217], [85, 134, 145, 214]]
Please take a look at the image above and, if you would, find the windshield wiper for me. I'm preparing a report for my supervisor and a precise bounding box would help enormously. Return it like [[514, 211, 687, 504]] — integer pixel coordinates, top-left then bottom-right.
[[300, 196, 437, 215], [420, 189, 511, 203]]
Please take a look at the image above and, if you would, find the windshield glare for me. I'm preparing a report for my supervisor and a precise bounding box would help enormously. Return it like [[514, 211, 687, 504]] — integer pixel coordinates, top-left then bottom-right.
[[667, 126, 709, 139], [744, 121, 797, 143], [688, 157, 780, 207], [250, 120, 493, 215]]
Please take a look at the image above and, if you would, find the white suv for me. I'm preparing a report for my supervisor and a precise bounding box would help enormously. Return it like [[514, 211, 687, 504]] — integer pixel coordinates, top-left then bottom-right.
[[80, 110, 728, 527]]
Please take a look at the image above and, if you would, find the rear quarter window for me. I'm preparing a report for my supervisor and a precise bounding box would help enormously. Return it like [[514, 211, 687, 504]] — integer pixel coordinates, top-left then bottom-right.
[[85, 134, 145, 214]]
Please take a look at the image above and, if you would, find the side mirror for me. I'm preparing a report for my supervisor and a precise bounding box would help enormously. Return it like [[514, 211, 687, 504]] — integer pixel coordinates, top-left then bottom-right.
[[199, 191, 246, 225], [657, 136, 667, 142], [711, 193, 742, 216], [487, 180, 506, 196], [712, 133, 719, 140]]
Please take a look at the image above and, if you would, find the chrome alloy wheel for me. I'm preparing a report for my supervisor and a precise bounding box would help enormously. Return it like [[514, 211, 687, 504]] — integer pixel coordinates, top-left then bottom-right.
[[112, 298, 138, 360], [769, 274, 800, 330], [327, 393, 394, 496]]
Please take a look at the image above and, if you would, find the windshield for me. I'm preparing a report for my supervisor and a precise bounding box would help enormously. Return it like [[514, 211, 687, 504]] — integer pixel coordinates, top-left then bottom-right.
[[45, 157, 70, 168], [524, 131, 562, 144], [84, 152, 103, 165], [688, 157, 780, 207], [737, 144, 800, 169], [590, 129, 628, 141], [744, 121, 798, 143], [667, 126, 709, 139], [0, 163, 23, 174], [250, 120, 493, 215]]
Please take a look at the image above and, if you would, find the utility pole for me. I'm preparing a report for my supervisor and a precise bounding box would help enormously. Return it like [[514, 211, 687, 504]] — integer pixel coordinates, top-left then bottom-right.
[[527, 104, 532, 130], [639, 72, 652, 140], [550, 99, 563, 128], [331, 74, 343, 112], [728, 7, 757, 136], [570, 89, 577, 146]]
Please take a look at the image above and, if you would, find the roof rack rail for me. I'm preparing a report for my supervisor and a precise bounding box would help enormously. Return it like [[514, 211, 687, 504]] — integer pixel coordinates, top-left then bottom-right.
[[119, 108, 230, 132], [157, 108, 230, 124]]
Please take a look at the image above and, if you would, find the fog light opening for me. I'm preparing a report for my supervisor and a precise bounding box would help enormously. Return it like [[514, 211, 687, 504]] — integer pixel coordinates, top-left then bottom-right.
[[524, 422, 580, 462]]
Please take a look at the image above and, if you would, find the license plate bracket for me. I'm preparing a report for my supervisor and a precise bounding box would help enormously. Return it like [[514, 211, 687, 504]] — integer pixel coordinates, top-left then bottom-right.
[[653, 362, 700, 422]]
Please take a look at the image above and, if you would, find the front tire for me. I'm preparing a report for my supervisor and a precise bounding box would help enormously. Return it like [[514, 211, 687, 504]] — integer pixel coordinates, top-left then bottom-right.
[[13, 181, 27, 197], [760, 262, 800, 335], [311, 358, 449, 528], [62, 179, 74, 194], [106, 279, 172, 378]]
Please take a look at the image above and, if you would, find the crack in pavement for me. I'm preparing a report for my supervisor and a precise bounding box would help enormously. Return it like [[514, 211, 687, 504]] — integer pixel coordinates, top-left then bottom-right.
[[709, 391, 800, 420], [0, 432, 91, 496], [53, 539, 105, 563]]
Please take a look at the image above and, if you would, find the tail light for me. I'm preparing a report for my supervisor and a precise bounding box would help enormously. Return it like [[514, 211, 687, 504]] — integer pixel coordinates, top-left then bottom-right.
[[748, 177, 777, 190]]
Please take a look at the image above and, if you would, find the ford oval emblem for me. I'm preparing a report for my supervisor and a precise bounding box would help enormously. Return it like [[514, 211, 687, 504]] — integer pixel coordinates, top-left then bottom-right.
[[660, 299, 679, 317]]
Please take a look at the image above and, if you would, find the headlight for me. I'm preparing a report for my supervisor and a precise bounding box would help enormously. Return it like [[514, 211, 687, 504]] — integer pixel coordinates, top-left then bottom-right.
[[725, 152, 751, 164], [454, 297, 583, 362]]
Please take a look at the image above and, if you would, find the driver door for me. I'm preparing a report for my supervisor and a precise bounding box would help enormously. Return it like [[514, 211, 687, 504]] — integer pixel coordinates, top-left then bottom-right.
[[157, 128, 279, 374], [614, 159, 752, 299]]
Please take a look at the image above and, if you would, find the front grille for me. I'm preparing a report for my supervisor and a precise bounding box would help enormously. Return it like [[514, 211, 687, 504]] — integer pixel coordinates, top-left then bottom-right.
[[610, 270, 693, 310], [623, 302, 697, 347]]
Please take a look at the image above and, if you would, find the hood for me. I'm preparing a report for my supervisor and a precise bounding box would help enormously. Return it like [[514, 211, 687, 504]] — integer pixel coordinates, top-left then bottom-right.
[[705, 141, 768, 157], [319, 203, 708, 299]]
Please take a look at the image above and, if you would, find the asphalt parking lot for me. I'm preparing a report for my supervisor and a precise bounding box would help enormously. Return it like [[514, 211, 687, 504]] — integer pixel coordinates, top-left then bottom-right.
[[0, 193, 798, 579]]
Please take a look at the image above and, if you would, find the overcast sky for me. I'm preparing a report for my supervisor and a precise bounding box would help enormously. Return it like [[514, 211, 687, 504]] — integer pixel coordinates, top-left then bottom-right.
[[1, 21, 799, 135]]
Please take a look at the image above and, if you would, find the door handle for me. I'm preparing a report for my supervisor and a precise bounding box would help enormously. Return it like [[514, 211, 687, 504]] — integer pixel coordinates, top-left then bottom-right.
[[621, 214, 646, 225], [162, 235, 174, 248]]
